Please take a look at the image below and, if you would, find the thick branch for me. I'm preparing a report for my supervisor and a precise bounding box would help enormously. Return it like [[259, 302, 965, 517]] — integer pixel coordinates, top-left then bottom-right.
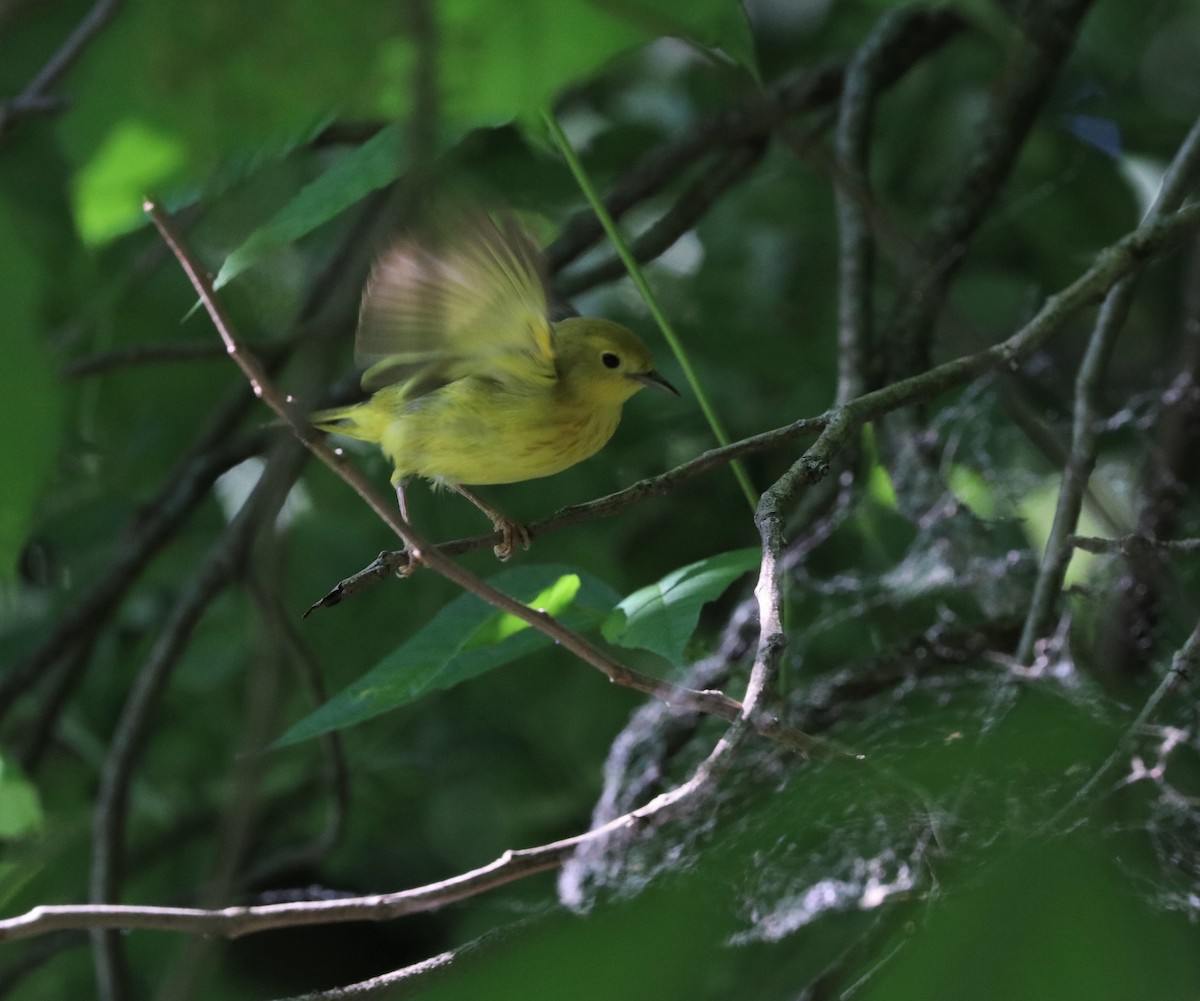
[[832, 9, 914, 404]]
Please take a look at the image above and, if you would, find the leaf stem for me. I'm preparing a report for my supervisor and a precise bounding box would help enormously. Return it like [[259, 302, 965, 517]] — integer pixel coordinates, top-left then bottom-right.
[[543, 110, 759, 513]]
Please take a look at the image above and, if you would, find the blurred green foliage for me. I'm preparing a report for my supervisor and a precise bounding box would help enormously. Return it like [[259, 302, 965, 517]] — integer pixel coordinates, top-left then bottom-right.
[[2, 0, 1200, 998]]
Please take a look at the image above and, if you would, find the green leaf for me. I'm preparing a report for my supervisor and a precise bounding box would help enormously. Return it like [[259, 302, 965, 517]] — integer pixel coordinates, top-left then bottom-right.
[[215, 124, 403, 289], [1019, 476, 1108, 587], [71, 119, 188, 245], [0, 195, 62, 579], [862, 423, 898, 509], [204, 1, 758, 284], [62, 0, 402, 196], [441, 0, 758, 134], [0, 755, 43, 839], [464, 573, 582, 649], [603, 547, 760, 664], [62, 0, 757, 260], [948, 464, 997, 519], [277, 565, 617, 746]]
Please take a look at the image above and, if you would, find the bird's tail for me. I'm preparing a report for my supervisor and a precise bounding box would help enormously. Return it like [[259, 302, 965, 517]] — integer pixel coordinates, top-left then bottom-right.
[[311, 401, 388, 444]]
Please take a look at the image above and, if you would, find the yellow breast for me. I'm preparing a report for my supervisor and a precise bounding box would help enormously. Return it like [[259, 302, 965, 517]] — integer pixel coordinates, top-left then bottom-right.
[[380, 378, 624, 486]]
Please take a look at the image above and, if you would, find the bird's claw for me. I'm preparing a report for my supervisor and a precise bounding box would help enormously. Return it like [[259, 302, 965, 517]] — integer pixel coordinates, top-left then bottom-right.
[[397, 547, 424, 576], [493, 518, 532, 561]]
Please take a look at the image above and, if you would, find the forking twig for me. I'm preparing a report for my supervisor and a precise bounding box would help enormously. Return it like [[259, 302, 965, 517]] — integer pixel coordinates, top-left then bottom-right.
[[142, 198, 812, 749]]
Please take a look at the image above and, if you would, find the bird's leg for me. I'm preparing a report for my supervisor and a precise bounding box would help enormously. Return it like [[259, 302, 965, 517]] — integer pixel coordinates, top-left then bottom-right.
[[451, 485, 531, 560], [391, 477, 423, 574], [395, 479, 411, 523]]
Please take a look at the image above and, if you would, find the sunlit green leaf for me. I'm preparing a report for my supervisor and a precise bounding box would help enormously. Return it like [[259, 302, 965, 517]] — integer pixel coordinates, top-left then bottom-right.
[[65, 0, 757, 260], [217, 2, 757, 282], [863, 424, 898, 509], [71, 119, 187, 245], [603, 547, 760, 663], [62, 0, 400, 187], [464, 573, 582, 649], [1019, 475, 1112, 587], [948, 464, 998, 518]]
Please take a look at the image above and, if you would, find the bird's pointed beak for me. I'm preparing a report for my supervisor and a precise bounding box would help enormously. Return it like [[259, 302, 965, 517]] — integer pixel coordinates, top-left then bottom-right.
[[631, 370, 679, 396]]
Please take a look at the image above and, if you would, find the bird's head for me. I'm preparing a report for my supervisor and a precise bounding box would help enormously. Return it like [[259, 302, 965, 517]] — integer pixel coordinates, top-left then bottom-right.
[[554, 317, 678, 406]]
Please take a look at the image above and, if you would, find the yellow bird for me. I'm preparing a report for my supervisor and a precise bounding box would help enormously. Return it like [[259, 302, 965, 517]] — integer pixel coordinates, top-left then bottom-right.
[[313, 208, 678, 558]]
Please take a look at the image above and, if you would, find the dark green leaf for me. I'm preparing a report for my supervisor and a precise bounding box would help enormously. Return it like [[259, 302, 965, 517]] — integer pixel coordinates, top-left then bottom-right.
[[0, 195, 61, 579], [602, 547, 760, 663], [215, 124, 402, 289], [277, 565, 617, 745]]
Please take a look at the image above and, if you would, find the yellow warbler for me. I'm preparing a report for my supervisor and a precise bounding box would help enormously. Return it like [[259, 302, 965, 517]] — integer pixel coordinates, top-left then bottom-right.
[[314, 208, 677, 558]]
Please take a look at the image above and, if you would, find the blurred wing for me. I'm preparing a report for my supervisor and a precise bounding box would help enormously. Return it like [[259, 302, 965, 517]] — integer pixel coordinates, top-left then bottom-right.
[[356, 210, 556, 395]]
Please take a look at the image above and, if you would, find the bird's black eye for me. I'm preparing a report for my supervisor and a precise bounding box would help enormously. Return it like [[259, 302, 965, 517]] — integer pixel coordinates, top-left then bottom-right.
[[601, 352, 620, 369]]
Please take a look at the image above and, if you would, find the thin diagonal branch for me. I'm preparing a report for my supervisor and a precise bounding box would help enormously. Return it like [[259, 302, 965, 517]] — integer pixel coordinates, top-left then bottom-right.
[[0, 418, 269, 730], [545, 111, 759, 512], [0, 0, 125, 140], [312, 202, 1200, 614], [555, 140, 766, 299], [545, 7, 965, 273], [144, 200, 809, 747], [883, 0, 1095, 382], [63, 341, 233, 378], [1016, 114, 1200, 662], [240, 579, 351, 884], [1051, 618, 1200, 823]]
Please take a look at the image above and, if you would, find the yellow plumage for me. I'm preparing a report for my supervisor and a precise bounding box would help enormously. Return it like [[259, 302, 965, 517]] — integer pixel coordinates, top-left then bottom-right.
[[313, 208, 676, 556]]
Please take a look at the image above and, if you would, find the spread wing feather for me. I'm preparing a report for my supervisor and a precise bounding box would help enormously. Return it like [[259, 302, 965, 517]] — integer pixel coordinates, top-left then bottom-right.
[[356, 209, 556, 396]]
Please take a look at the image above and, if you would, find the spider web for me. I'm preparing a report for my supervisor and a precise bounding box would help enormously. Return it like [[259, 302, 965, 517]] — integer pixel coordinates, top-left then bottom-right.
[[552, 382, 1200, 998]]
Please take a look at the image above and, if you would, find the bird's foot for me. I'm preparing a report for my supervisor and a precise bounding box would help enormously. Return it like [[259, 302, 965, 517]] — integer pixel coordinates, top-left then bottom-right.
[[492, 517, 531, 561], [449, 485, 530, 560], [396, 546, 425, 576]]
